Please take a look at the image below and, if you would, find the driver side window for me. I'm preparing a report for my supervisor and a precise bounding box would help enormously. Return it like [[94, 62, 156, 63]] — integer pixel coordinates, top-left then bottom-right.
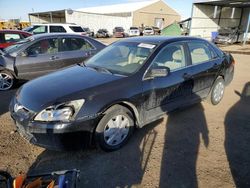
[[25, 38, 58, 56], [151, 43, 186, 71]]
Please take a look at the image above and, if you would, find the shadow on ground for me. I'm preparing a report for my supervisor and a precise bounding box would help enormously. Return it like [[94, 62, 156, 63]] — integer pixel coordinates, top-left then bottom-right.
[[159, 103, 209, 188], [225, 82, 250, 188], [27, 119, 162, 187]]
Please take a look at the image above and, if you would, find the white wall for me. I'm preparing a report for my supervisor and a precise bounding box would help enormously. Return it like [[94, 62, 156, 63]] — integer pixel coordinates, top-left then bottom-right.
[[190, 4, 242, 41], [65, 10, 132, 33]]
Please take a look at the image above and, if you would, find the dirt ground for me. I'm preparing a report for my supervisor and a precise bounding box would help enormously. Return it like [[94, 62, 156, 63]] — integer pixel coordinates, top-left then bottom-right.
[[0, 50, 249, 187]]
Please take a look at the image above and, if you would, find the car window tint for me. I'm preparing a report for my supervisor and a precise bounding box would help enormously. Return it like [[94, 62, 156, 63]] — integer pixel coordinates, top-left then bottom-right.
[[59, 38, 94, 52], [26, 38, 58, 55], [50, 26, 66, 33], [4, 33, 21, 43], [31, 26, 48, 34], [152, 44, 186, 71], [69, 26, 84, 32], [188, 42, 212, 64]]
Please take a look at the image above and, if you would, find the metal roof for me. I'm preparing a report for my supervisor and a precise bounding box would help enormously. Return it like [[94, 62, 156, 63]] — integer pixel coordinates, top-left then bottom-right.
[[194, 0, 250, 7], [77, 0, 160, 14]]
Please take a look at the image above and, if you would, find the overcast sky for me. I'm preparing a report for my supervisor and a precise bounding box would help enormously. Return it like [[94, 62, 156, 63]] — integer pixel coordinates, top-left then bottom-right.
[[0, 0, 193, 21]]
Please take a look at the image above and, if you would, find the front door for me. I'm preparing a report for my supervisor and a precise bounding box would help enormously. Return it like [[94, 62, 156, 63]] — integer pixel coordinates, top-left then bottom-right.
[[142, 42, 192, 123], [15, 38, 63, 80]]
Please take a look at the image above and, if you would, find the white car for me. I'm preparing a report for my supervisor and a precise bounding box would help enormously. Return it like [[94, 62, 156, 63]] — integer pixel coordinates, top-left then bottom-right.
[[128, 27, 140, 37], [143, 27, 154, 35], [23, 23, 87, 35]]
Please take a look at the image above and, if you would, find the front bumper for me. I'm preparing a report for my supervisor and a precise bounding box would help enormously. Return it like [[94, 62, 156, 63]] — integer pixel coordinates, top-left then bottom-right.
[[9, 99, 101, 150]]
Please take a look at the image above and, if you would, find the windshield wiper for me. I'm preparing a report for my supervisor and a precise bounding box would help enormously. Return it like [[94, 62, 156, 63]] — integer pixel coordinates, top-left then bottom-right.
[[89, 65, 113, 74]]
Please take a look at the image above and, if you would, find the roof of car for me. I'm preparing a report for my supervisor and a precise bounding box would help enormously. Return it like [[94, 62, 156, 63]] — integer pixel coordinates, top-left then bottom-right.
[[31, 23, 81, 27], [117, 36, 207, 45], [30, 33, 88, 39], [0, 29, 32, 35]]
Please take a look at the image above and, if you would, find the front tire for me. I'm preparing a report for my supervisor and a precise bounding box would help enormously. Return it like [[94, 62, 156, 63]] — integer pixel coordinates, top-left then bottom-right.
[[0, 70, 15, 91], [95, 105, 134, 151], [208, 77, 225, 105]]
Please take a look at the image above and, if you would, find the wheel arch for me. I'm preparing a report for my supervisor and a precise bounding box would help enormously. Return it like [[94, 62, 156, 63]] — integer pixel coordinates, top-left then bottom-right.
[[0, 67, 17, 79], [100, 101, 141, 128]]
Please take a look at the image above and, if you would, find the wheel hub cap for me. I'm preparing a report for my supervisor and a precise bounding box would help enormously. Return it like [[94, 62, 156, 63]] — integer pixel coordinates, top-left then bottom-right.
[[104, 115, 130, 146], [213, 82, 224, 102], [0, 73, 13, 90]]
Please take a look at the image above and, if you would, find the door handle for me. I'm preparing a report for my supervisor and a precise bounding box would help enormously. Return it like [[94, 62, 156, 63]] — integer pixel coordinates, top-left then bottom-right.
[[50, 56, 59, 60], [183, 73, 192, 80]]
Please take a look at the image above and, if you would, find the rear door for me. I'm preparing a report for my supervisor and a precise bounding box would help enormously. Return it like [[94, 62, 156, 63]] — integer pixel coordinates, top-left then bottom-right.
[[142, 42, 193, 123], [57, 36, 96, 68], [15, 37, 63, 80], [186, 41, 221, 99]]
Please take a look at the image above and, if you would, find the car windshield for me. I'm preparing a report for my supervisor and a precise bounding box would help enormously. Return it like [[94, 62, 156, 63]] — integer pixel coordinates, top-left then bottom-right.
[[3, 36, 34, 54], [85, 42, 156, 75]]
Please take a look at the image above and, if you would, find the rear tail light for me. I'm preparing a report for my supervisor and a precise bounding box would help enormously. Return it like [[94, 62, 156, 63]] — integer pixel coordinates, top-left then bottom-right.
[[232, 59, 236, 65]]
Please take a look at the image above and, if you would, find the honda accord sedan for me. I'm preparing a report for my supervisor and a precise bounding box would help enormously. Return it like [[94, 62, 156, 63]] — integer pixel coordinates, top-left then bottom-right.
[[0, 33, 105, 90], [10, 36, 234, 151]]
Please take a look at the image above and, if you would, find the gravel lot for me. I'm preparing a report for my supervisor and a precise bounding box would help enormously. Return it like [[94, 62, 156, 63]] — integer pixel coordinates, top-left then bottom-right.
[[0, 47, 249, 187]]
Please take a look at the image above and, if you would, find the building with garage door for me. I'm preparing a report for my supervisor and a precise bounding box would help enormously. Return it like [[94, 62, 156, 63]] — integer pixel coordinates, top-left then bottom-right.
[[190, 0, 250, 43], [28, 0, 181, 33]]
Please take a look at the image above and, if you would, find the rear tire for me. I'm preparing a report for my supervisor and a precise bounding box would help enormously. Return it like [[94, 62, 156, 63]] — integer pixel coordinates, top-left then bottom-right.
[[95, 105, 134, 151], [0, 70, 15, 91], [208, 77, 225, 105]]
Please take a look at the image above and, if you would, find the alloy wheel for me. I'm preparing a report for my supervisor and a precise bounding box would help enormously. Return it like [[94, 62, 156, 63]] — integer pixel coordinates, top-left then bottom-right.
[[213, 81, 224, 103], [0, 72, 13, 91]]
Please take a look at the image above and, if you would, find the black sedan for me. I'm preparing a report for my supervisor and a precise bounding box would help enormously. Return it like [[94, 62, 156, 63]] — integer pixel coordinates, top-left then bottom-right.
[[0, 33, 105, 90], [9, 36, 234, 151]]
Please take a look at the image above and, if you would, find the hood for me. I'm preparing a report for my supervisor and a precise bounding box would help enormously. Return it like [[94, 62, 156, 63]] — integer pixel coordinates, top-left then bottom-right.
[[16, 65, 124, 112]]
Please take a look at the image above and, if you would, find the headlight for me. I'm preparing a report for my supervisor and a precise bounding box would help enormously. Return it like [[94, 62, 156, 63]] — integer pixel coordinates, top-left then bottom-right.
[[34, 99, 85, 122]]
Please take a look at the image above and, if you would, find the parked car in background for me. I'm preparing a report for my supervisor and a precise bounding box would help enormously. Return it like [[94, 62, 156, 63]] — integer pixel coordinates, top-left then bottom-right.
[[0, 33, 105, 90], [23, 23, 87, 35], [96, 29, 110, 38], [128, 27, 140, 37], [152, 26, 161, 35], [214, 27, 242, 45], [143, 27, 154, 35], [0, 30, 32, 50], [82, 27, 94, 37], [10, 36, 234, 151], [113, 27, 125, 38]]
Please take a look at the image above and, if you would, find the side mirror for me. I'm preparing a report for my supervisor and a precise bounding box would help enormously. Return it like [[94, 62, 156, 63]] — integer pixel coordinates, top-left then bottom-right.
[[146, 67, 170, 79]]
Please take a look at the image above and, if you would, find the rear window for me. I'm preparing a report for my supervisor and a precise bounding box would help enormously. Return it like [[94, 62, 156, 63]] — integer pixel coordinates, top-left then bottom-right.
[[4, 33, 21, 42], [69, 26, 84, 32], [188, 42, 212, 64], [59, 38, 94, 52], [50, 26, 66, 33]]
